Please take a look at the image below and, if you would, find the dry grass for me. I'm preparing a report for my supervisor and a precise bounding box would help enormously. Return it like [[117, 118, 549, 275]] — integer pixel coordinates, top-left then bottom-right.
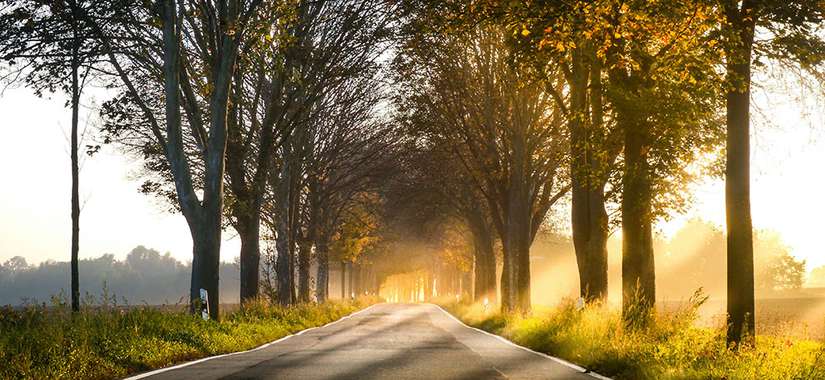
[[442, 295, 825, 380]]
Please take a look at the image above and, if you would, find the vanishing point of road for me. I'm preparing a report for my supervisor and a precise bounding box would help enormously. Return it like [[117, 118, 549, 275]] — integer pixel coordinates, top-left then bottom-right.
[[128, 303, 608, 380]]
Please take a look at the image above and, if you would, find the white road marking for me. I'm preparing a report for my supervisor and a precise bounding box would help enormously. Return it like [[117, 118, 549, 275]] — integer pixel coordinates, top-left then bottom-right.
[[431, 304, 613, 380], [122, 304, 379, 380]]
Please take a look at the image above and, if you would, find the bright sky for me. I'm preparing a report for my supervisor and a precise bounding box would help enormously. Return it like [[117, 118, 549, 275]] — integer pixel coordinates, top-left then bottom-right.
[[0, 69, 822, 270], [660, 70, 825, 270], [0, 87, 240, 265]]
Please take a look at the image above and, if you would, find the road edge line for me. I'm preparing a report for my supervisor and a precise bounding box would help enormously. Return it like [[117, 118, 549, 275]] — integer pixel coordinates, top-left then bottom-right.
[[122, 303, 380, 380], [431, 304, 613, 380]]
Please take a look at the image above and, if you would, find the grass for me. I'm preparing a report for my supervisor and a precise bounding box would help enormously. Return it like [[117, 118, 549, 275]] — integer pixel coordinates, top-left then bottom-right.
[[442, 295, 825, 380], [0, 296, 377, 380]]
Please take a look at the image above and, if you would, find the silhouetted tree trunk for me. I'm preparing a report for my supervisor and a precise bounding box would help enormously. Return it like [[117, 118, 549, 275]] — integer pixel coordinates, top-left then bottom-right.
[[621, 120, 656, 319], [315, 229, 331, 302], [468, 211, 496, 303], [275, 153, 295, 306], [340, 261, 346, 299], [349, 262, 356, 298], [502, 131, 532, 312], [569, 47, 609, 302], [724, 0, 757, 346], [235, 213, 260, 303], [190, 220, 222, 319], [297, 239, 312, 302], [69, 25, 81, 313]]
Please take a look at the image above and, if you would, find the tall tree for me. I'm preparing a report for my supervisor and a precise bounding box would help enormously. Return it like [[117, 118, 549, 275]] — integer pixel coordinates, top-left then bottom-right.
[[90, 0, 264, 319], [0, 0, 116, 311], [722, 0, 757, 346], [719, 0, 825, 345]]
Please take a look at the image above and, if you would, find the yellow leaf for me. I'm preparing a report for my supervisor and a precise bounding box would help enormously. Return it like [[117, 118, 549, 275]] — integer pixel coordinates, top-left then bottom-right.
[[556, 41, 566, 52]]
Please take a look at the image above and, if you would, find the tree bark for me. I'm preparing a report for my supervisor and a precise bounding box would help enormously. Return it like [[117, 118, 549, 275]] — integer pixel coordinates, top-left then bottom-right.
[[724, 0, 757, 346], [621, 121, 656, 320]]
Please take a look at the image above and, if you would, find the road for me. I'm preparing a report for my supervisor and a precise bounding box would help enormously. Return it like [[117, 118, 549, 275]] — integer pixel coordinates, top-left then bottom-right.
[[129, 303, 604, 380]]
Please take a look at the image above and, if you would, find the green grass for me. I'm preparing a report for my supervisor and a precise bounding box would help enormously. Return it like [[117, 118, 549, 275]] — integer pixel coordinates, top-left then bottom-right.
[[0, 297, 377, 380], [442, 298, 825, 380]]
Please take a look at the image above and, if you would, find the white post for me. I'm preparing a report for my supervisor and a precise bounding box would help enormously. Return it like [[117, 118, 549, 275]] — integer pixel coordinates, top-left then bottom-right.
[[200, 288, 210, 320]]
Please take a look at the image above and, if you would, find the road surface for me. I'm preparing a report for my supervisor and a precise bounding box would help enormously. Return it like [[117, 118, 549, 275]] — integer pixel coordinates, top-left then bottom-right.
[[129, 303, 604, 380]]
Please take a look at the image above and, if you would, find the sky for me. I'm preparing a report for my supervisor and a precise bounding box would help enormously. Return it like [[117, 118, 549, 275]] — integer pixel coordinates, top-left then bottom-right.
[[0, 87, 240, 266], [0, 69, 822, 271]]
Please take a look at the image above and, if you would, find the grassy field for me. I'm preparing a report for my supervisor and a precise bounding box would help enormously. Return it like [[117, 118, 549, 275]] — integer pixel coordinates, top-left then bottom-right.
[[442, 297, 825, 380], [0, 297, 377, 380], [664, 296, 825, 339]]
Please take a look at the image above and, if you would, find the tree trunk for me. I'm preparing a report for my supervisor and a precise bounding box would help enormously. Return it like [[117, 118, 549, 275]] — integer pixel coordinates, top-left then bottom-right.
[[470, 215, 496, 303], [237, 213, 260, 303], [725, 0, 757, 346], [190, 219, 221, 320], [571, 183, 609, 302], [621, 123, 655, 322], [569, 46, 609, 302], [348, 262, 356, 298], [297, 240, 312, 302], [275, 158, 294, 306], [340, 261, 346, 300], [70, 39, 80, 313], [315, 231, 330, 302], [502, 132, 532, 312], [500, 240, 513, 310]]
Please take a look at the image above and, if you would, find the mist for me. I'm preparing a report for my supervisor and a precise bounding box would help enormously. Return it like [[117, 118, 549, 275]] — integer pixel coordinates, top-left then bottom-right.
[[0, 246, 240, 306]]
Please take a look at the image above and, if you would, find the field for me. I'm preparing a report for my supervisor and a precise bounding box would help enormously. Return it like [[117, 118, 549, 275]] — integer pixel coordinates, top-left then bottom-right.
[[663, 294, 825, 339]]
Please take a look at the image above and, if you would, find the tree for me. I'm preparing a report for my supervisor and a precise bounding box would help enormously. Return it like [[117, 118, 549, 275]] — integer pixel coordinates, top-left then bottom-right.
[[228, 0, 394, 306], [0, 0, 120, 312], [718, 0, 825, 345], [89, 0, 264, 319], [395, 18, 569, 311], [503, 2, 623, 303], [757, 253, 805, 291]]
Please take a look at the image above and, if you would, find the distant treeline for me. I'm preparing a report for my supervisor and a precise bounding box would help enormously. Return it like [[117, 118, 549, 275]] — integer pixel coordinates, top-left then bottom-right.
[[0, 246, 239, 306]]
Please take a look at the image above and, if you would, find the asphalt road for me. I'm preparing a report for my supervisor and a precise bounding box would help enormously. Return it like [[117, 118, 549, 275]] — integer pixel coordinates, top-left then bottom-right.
[[128, 303, 604, 380]]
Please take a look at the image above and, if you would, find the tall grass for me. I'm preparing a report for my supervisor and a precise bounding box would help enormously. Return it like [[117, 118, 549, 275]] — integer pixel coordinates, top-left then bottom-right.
[[0, 295, 377, 380], [443, 294, 825, 380]]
